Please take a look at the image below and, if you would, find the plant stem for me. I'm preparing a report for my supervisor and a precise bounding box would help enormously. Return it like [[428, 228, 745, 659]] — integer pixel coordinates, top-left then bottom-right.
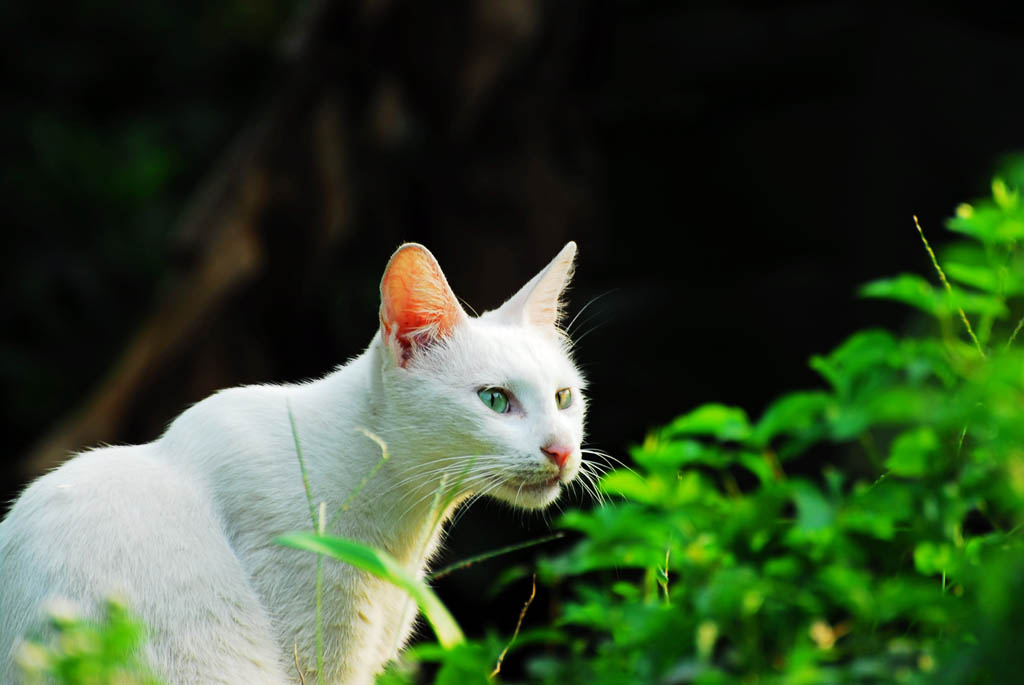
[[913, 215, 985, 356], [287, 403, 324, 684], [288, 402, 318, 527], [1006, 314, 1024, 349], [428, 533, 565, 581], [491, 574, 537, 678], [316, 503, 325, 685]]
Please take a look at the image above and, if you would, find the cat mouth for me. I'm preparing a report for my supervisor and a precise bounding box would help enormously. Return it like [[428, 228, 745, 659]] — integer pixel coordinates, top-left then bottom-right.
[[492, 473, 564, 509], [511, 475, 561, 494]]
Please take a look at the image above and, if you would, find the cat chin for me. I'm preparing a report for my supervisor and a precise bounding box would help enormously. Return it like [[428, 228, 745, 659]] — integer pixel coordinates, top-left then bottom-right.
[[492, 478, 564, 510]]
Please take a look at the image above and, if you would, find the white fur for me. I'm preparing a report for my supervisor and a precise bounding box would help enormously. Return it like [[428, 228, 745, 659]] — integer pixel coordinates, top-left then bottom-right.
[[0, 243, 587, 684]]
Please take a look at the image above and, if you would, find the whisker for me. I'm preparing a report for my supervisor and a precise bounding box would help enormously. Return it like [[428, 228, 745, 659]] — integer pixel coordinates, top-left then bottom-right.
[[451, 479, 504, 526], [580, 465, 606, 505], [385, 471, 492, 522], [565, 290, 616, 338], [569, 319, 609, 348], [458, 296, 480, 318], [582, 448, 635, 476]]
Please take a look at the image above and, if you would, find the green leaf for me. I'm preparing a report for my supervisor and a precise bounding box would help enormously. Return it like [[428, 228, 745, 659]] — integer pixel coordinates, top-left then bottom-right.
[[914, 542, 955, 577], [694, 566, 761, 620], [826, 383, 946, 440], [859, 274, 1008, 318], [992, 177, 1019, 211], [809, 329, 900, 396], [944, 261, 1024, 297], [276, 532, 464, 648], [631, 438, 733, 470], [790, 480, 834, 534], [762, 556, 801, 579], [860, 274, 939, 314], [842, 479, 914, 540], [947, 204, 1024, 244], [599, 469, 656, 502], [751, 391, 832, 447], [943, 262, 997, 293], [737, 452, 775, 485], [665, 403, 752, 442], [885, 426, 940, 477], [817, 564, 876, 617]]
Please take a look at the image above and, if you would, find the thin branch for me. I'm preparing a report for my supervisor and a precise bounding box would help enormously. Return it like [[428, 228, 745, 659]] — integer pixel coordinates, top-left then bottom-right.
[[429, 533, 564, 581], [293, 642, 307, 685], [491, 574, 537, 679], [913, 215, 985, 356], [1006, 314, 1024, 350]]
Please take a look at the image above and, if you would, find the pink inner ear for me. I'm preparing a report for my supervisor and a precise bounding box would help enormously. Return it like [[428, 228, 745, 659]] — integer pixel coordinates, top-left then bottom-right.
[[380, 245, 462, 364]]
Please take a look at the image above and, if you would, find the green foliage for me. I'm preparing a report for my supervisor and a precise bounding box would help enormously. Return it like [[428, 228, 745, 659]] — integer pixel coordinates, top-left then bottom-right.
[[16, 598, 160, 685], [386, 160, 1024, 682]]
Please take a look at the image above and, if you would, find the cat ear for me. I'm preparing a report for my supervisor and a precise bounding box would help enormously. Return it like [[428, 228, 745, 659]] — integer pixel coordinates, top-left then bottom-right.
[[495, 241, 577, 330], [380, 243, 466, 367]]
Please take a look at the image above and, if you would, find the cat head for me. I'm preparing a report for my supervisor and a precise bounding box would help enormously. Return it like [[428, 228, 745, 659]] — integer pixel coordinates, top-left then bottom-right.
[[376, 242, 587, 510]]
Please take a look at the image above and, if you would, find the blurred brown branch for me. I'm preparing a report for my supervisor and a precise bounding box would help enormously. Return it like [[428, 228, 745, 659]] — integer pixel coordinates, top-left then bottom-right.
[[18, 0, 591, 481]]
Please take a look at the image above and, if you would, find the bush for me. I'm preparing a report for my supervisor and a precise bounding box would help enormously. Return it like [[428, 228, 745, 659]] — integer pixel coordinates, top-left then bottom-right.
[[390, 159, 1024, 683]]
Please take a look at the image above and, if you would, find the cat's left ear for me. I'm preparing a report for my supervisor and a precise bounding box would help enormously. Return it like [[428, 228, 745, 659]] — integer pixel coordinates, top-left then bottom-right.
[[494, 241, 577, 331], [380, 243, 467, 367]]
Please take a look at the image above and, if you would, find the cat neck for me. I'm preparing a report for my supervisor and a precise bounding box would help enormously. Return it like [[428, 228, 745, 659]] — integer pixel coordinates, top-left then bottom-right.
[[285, 337, 466, 569]]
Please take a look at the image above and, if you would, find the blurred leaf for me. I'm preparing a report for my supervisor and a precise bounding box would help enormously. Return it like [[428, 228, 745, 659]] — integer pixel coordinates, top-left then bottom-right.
[[737, 451, 776, 485], [885, 426, 940, 477], [599, 469, 657, 502], [913, 541, 955, 577], [860, 274, 1008, 318], [789, 480, 834, 534], [992, 177, 1020, 211], [809, 329, 900, 396], [752, 391, 832, 447], [947, 204, 1024, 244], [631, 438, 733, 470], [664, 404, 752, 442], [695, 566, 761, 620], [16, 598, 160, 684]]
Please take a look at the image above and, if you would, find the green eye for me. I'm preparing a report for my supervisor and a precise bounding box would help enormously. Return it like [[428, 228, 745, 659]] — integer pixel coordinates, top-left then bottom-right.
[[478, 387, 510, 414], [555, 388, 572, 410]]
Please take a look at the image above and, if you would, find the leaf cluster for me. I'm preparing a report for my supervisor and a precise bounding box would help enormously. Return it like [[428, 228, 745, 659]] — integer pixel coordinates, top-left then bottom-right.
[[510, 162, 1024, 684], [15, 598, 159, 685]]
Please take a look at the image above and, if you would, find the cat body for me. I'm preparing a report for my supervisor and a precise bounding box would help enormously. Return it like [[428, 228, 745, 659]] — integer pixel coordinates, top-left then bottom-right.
[[0, 243, 586, 684]]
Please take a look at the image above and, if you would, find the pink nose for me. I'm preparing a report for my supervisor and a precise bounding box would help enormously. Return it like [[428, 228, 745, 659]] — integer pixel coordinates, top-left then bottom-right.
[[542, 444, 573, 469]]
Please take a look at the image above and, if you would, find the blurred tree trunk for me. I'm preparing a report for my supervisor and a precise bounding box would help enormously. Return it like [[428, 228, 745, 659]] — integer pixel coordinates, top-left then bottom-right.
[[19, 0, 598, 481]]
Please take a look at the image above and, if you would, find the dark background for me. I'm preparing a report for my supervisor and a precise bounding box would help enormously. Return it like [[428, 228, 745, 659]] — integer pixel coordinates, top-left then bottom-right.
[[4, 0, 1024, 656]]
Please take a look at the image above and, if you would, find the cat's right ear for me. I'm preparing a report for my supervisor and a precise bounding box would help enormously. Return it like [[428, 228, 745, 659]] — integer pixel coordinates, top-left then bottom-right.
[[380, 243, 466, 367], [492, 241, 577, 331]]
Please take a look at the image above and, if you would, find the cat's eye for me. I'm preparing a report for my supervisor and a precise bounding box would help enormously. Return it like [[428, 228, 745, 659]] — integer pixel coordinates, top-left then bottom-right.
[[555, 388, 572, 410], [478, 387, 511, 414]]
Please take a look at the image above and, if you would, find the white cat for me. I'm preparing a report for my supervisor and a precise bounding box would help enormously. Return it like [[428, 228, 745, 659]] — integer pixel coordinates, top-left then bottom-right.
[[0, 242, 588, 684]]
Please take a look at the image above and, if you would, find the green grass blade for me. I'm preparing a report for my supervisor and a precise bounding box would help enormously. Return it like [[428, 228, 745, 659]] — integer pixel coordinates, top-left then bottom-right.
[[286, 402, 318, 528], [275, 532, 465, 648]]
